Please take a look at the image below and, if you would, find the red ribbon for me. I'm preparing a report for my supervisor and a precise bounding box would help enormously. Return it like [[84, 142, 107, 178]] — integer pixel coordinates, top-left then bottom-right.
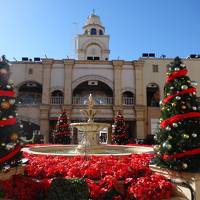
[[0, 118, 16, 126], [163, 146, 200, 160], [56, 124, 69, 128], [112, 133, 128, 138], [166, 69, 188, 82], [0, 90, 15, 97], [54, 132, 70, 136], [0, 145, 21, 164], [160, 112, 200, 128], [163, 87, 196, 103]]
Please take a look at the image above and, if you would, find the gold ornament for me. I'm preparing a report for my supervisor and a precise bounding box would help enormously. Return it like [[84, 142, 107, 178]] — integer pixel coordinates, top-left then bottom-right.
[[182, 133, 189, 139], [168, 135, 173, 140], [172, 102, 176, 107], [1, 101, 10, 110], [153, 145, 160, 151], [10, 133, 18, 141]]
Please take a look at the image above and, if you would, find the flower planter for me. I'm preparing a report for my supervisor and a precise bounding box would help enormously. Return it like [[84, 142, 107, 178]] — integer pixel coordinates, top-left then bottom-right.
[[150, 164, 200, 200], [0, 165, 25, 181]]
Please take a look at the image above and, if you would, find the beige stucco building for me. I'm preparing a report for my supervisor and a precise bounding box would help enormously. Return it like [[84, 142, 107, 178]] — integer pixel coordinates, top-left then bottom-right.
[[10, 13, 200, 143]]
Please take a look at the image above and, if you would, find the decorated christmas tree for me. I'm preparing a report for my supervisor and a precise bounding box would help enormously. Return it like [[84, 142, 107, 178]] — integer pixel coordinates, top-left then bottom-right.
[[112, 111, 128, 145], [153, 57, 200, 171], [0, 55, 22, 170], [54, 110, 71, 144]]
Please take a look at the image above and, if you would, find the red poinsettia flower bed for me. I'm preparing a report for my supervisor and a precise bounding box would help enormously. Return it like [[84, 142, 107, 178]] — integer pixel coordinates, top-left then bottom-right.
[[0, 153, 174, 200]]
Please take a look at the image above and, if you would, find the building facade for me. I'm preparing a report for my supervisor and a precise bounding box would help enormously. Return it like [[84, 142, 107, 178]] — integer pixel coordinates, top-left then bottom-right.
[[10, 13, 200, 143]]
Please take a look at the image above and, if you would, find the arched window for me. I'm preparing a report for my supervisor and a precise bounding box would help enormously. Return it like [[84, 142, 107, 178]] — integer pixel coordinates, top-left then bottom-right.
[[72, 81, 113, 105], [146, 83, 160, 107], [99, 29, 103, 35], [91, 28, 97, 35], [51, 90, 64, 105], [18, 81, 42, 105], [51, 90, 63, 97], [122, 91, 135, 105]]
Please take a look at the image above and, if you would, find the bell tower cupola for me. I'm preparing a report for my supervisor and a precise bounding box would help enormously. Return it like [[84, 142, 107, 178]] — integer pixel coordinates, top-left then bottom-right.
[[76, 12, 110, 60]]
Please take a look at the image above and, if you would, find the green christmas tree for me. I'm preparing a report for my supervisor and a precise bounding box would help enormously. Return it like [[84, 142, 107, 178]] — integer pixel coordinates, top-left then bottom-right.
[[112, 111, 128, 145], [0, 55, 22, 170], [54, 110, 71, 144], [153, 57, 200, 171]]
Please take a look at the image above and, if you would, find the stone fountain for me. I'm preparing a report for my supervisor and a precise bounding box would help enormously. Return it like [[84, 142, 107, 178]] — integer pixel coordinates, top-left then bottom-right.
[[70, 94, 110, 153], [23, 94, 152, 156]]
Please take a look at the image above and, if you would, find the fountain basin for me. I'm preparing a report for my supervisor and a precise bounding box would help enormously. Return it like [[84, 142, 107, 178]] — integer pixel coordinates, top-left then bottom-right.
[[70, 122, 110, 132], [23, 144, 153, 156]]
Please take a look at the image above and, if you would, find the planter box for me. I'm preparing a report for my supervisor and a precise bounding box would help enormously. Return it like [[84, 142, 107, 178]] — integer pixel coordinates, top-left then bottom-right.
[[0, 166, 25, 181], [150, 165, 200, 200]]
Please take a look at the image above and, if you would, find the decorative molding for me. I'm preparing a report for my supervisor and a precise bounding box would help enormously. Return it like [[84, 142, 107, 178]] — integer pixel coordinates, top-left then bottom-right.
[[63, 59, 75, 65], [72, 75, 113, 90], [16, 80, 43, 90], [50, 86, 64, 93], [112, 60, 124, 67], [81, 38, 108, 51], [42, 59, 54, 65], [121, 87, 135, 94]]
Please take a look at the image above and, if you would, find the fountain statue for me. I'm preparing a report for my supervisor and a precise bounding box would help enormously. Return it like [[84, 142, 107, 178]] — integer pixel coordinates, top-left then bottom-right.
[[23, 94, 152, 156], [70, 94, 110, 153]]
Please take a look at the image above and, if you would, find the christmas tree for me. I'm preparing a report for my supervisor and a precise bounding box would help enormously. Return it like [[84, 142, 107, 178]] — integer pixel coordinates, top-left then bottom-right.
[[54, 110, 71, 144], [153, 57, 200, 171], [0, 55, 22, 170], [112, 111, 128, 145]]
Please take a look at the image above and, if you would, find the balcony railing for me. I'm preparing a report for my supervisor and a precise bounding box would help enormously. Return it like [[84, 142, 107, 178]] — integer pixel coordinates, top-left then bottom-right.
[[72, 96, 113, 105], [17, 96, 135, 106], [49, 96, 135, 105], [122, 97, 135, 105], [17, 97, 41, 105], [50, 96, 64, 105]]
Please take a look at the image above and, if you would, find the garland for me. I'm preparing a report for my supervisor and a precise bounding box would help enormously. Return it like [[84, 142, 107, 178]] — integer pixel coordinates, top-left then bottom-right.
[[163, 87, 196, 103], [0, 117, 16, 126], [166, 69, 188, 82], [163, 146, 200, 160], [0, 90, 15, 97], [160, 112, 200, 128], [0, 144, 21, 164], [112, 133, 128, 138]]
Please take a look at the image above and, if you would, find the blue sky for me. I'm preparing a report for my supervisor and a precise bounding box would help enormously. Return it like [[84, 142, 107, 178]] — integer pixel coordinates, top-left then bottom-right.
[[1, 0, 200, 61]]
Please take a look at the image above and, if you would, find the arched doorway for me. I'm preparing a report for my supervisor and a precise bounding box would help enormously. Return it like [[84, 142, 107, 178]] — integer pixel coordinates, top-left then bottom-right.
[[18, 81, 42, 105], [146, 83, 160, 107], [72, 80, 113, 105]]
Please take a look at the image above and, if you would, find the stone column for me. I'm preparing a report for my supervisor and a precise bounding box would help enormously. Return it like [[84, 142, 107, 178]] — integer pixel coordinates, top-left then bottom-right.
[[134, 60, 144, 105], [113, 60, 123, 110], [107, 126, 112, 144], [135, 106, 146, 139], [40, 105, 50, 143], [64, 59, 74, 105], [42, 59, 53, 104]]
